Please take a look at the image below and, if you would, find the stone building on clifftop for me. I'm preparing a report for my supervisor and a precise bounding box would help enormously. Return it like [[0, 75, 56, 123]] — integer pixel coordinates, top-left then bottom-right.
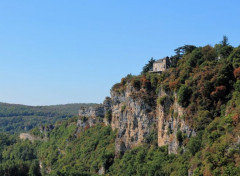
[[149, 57, 171, 74]]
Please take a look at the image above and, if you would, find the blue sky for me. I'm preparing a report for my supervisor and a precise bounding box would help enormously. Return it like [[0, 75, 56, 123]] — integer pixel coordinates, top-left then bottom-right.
[[0, 1, 240, 105]]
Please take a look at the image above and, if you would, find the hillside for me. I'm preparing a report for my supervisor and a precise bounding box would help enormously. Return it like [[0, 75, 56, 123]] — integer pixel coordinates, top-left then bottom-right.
[[0, 102, 98, 133], [0, 38, 240, 175]]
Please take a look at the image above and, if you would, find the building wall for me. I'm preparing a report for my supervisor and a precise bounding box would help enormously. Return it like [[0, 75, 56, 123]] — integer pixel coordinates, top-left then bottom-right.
[[153, 59, 167, 72]]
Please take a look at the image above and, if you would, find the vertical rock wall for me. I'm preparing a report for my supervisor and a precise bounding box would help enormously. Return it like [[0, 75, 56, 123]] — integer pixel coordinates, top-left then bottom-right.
[[111, 84, 157, 154], [157, 89, 196, 154], [110, 84, 196, 154]]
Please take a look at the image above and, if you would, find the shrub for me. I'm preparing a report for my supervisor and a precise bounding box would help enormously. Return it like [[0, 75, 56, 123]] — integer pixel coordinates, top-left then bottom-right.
[[228, 47, 240, 68], [186, 136, 202, 155], [219, 45, 233, 58], [131, 78, 141, 90], [169, 79, 180, 90], [186, 48, 203, 67], [111, 83, 122, 91], [121, 105, 126, 112], [202, 45, 217, 61], [145, 130, 158, 145], [210, 85, 226, 100], [232, 113, 239, 126], [104, 110, 112, 123], [177, 130, 183, 143], [234, 67, 240, 79], [194, 110, 212, 131], [234, 80, 240, 91], [177, 85, 191, 107]]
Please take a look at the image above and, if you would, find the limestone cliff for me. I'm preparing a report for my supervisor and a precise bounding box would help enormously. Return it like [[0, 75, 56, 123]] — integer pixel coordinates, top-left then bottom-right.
[[77, 97, 112, 132], [111, 84, 157, 154], [157, 88, 196, 154], [78, 83, 195, 154], [110, 83, 195, 154]]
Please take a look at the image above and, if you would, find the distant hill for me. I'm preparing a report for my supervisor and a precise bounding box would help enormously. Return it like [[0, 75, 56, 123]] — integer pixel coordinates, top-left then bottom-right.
[[0, 102, 98, 133]]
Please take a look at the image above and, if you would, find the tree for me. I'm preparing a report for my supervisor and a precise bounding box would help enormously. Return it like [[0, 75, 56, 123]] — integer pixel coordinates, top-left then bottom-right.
[[215, 36, 233, 59], [141, 58, 155, 74], [177, 84, 191, 107], [174, 45, 197, 57], [221, 35, 229, 47]]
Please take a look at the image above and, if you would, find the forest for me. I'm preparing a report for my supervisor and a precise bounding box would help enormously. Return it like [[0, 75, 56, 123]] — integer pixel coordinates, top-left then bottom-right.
[[0, 103, 97, 133]]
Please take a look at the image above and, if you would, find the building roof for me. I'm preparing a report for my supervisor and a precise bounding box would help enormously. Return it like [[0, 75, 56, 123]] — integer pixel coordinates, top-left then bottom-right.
[[155, 57, 169, 63]]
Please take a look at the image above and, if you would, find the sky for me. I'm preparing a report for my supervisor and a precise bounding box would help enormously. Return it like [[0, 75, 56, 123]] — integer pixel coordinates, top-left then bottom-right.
[[0, 0, 240, 106]]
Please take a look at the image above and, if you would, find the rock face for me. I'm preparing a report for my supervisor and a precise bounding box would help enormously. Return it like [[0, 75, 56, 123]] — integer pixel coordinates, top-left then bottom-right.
[[77, 97, 112, 133], [111, 84, 157, 154], [79, 83, 195, 155], [79, 106, 104, 118], [110, 83, 195, 154], [77, 116, 101, 129], [103, 97, 112, 112], [79, 97, 112, 118], [157, 89, 196, 154]]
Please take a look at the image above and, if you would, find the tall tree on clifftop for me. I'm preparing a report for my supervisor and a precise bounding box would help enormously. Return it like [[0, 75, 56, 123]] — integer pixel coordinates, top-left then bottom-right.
[[141, 57, 155, 74]]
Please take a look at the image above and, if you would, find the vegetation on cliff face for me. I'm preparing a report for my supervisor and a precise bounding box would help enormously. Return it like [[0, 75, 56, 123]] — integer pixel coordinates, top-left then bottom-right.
[[0, 37, 240, 175]]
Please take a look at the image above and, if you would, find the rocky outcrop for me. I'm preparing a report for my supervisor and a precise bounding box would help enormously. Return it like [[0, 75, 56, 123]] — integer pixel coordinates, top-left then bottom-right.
[[79, 97, 112, 118], [77, 97, 112, 133], [79, 83, 195, 155], [110, 84, 195, 154], [79, 106, 104, 118], [111, 84, 157, 154], [103, 96, 112, 112], [157, 89, 196, 154]]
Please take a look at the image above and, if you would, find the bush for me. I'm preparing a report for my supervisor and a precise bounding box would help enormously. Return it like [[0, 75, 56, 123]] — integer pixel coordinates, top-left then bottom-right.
[[111, 83, 122, 91], [210, 85, 226, 100], [234, 67, 240, 79], [131, 79, 141, 90], [177, 130, 183, 143], [186, 48, 203, 67], [187, 136, 202, 155], [121, 105, 126, 112], [104, 110, 112, 123], [177, 85, 191, 107], [234, 80, 240, 91], [194, 110, 212, 131]]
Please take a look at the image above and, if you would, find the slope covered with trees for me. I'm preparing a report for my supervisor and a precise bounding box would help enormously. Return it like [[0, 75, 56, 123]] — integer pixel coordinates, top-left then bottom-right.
[[0, 103, 97, 133]]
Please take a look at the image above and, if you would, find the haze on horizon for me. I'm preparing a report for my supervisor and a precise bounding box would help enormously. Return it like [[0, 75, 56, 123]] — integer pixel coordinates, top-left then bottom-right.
[[0, 0, 240, 106]]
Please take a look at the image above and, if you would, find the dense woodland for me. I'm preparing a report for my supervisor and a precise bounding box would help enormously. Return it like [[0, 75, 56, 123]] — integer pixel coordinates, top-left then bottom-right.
[[0, 37, 240, 175], [0, 103, 97, 133]]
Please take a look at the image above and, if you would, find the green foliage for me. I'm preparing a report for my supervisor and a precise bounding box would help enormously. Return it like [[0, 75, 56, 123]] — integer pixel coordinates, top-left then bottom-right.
[[121, 104, 126, 112], [145, 129, 158, 146], [104, 110, 112, 123], [0, 102, 96, 133], [234, 80, 240, 91], [0, 133, 41, 175], [131, 78, 141, 90], [177, 84, 191, 107], [186, 135, 202, 155], [37, 120, 116, 175], [186, 48, 203, 67], [141, 57, 155, 74], [174, 45, 197, 57], [194, 110, 212, 131], [109, 145, 173, 176], [228, 46, 240, 68]]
